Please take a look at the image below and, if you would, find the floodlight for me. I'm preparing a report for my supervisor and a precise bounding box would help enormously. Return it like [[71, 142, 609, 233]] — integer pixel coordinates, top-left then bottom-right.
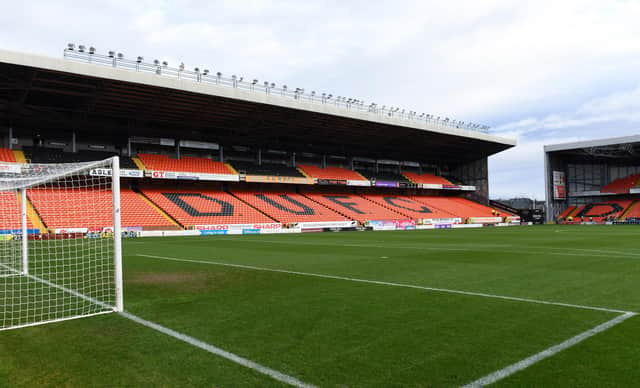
[[137, 56, 143, 63], [78, 45, 86, 52], [67, 43, 75, 50], [117, 53, 124, 59], [108, 51, 115, 58], [89, 47, 96, 54]]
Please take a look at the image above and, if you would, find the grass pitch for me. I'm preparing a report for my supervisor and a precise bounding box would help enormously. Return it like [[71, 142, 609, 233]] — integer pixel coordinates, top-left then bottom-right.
[[1, 225, 640, 387]]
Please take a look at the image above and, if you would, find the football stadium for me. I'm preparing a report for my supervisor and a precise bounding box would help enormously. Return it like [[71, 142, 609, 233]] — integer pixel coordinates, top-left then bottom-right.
[[1, 46, 640, 387]]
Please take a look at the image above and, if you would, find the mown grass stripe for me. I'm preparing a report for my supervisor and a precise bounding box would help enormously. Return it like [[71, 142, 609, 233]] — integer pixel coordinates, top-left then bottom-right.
[[136, 254, 633, 314]]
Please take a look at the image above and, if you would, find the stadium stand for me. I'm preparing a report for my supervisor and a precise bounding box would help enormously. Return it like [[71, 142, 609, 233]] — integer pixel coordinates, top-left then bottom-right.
[[558, 205, 577, 219], [28, 188, 175, 229], [356, 169, 410, 183], [412, 196, 499, 218], [0, 148, 16, 162], [402, 172, 453, 185], [232, 191, 348, 223], [23, 147, 138, 169], [572, 200, 633, 222], [622, 201, 640, 219], [363, 194, 456, 219], [302, 191, 405, 222], [0, 192, 33, 229], [137, 154, 236, 175], [231, 161, 305, 177], [141, 188, 274, 227], [602, 174, 640, 193], [297, 165, 367, 181]]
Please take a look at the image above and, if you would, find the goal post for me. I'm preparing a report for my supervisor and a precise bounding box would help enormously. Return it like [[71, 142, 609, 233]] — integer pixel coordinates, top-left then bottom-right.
[[1, 157, 123, 331]]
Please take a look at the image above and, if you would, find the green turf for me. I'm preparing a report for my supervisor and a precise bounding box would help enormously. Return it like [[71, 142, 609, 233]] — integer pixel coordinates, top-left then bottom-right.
[[1, 225, 639, 387]]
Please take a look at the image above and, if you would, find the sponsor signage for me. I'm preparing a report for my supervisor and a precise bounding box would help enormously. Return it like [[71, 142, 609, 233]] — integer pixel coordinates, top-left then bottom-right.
[[420, 183, 476, 191], [292, 221, 357, 229], [346, 180, 371, 187], [553, 171, 566, 199], [0, 229, 40, 235], [374, 180, 398, 188], [317, 179, 347, 185], [245, 175, 315, 185], [146, 170, 239, 182], [399, 182, 419, 189], [422, 218, 463, 225], [90, 168, 143, 178], [0, 162, 21, 174], [631, 188, 640, 194], [368, 220, 416, 231], [53, 228, 89, 234], [467, 217, 502, 224], [195, 223, 282, 231]]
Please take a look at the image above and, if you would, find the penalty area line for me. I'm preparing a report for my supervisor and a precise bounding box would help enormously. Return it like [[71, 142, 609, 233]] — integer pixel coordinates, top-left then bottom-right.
[[462, 311, 637, 387], [120, 311, 316, 388], [136, 254, 634, 315]]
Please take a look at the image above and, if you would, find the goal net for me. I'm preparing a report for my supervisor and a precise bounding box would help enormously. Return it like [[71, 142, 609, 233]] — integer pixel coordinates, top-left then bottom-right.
[[1, 157, 123, 331]]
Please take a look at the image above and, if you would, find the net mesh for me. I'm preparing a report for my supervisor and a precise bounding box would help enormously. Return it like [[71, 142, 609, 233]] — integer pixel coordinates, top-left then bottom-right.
[[1, 159, 118, 330]]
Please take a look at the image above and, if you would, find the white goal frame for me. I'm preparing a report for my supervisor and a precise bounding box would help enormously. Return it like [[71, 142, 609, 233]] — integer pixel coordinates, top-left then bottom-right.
[[0, 156, 123, 331]]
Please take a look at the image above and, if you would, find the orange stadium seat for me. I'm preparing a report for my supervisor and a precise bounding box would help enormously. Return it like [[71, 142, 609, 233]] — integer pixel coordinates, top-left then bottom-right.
[[232, 191, 348, 223], [0, 192, 33, 230], [573, 200, 633, 222], [601, 174, 640, 194], [28, 188, 174, 230], [138, 154, 235, 175], [623, 201, 640, 219], [558, 205, 577, 219], [412, 196, 498, 219], [302, 192, 405, 222], [297, 165, 366, 181], [363, 194, 456, 219], [142, 188, 274, 227], [0, 148, 17, 162], [402, 172, 452, 185]]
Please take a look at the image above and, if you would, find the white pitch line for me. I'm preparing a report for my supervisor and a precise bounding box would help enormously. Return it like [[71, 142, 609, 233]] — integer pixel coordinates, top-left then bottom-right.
[[462, 311, 637, 387], [209, 239, 640, 260], [136, 254, 634, 314], [0, 266, 315, 387], [120, 311, 316, 388]]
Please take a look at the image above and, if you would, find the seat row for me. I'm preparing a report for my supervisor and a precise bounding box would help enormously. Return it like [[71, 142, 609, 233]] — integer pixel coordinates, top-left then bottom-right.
[[3, 187, 503, 230]]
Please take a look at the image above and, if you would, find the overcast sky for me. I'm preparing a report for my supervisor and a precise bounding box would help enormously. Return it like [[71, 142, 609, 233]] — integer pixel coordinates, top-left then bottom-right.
[[2, 0, 639, 199]]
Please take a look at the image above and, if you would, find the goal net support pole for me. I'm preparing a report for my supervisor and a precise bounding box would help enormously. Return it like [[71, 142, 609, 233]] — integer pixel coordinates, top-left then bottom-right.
[[112, 156, 123, 312], [21, 188, 28, 275]]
